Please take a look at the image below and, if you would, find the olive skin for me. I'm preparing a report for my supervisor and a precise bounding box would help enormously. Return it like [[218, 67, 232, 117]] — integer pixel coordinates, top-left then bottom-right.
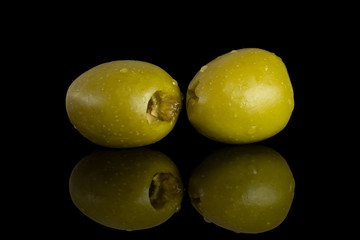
[[188, 145, 295, 234], [69, 149, 183, 231], [66, 60, 182, 148], [186, 48, 294, 144]]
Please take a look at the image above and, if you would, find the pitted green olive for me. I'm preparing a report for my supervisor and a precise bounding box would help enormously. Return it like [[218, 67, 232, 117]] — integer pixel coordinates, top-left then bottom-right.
[[186, 48, 294, 143], [66, 60, 182, 148]]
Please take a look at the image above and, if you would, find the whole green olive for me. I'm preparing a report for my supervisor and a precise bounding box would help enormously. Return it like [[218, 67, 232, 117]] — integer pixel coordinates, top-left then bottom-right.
[[69, 148, 183, 231], [66, 60, 182, 148], [188, 145, 295, 233], [186, 48, 294, 144]]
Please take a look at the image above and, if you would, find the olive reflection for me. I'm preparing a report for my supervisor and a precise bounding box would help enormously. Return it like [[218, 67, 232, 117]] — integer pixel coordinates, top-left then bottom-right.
[[69, 148, 183, 231], [188, 145, 295, 234]]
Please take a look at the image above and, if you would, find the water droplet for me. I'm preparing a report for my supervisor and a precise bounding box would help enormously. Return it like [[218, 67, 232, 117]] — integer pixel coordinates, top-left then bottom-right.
[[230, 50, 238, 53], [204, 217, 212, 223], [247, 126, 257, 135], [248, 164, 258, 174], [120, 68, 128, 73], [200, 65, 208, 72], [265, 65, 269, 71]]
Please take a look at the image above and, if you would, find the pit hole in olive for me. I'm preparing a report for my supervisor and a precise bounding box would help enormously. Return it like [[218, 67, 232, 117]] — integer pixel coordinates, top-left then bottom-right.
[[191, 197, 201, 206], [149, 172, 183, 210], [187, 89, 199, 101], [190, 196, 202, 212], [146, 91, 181, 123], [186, 81, 200, 108]]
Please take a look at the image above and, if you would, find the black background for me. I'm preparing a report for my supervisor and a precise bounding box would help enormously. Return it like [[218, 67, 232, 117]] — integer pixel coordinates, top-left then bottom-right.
[[11, 5, 354, 238]]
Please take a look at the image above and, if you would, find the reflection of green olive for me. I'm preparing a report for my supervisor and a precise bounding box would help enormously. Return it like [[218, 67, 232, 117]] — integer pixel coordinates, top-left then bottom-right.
[[188, 145, 295, 234], [69, 148, 183, 231]]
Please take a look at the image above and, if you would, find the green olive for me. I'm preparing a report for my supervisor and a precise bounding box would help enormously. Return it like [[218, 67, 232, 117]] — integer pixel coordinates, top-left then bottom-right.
[[66, 60, 182, 148], [186, 48, 294, 144], [188, 145, 295, 233], [69, 148, 183, 231]]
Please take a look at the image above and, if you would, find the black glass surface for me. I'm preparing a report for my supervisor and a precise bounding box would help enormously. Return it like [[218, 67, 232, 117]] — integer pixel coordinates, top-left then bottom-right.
[[39, 24, 343, 239]]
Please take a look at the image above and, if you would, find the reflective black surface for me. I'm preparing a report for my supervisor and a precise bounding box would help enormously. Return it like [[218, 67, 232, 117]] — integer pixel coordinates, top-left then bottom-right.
[[37, 18, 346, 238]]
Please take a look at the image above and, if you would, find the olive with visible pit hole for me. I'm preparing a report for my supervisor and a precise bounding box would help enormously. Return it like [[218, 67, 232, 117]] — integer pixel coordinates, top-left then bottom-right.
[[69, 148, 183, 231], [66, 60, 182, 148], [186, 48, 294, 144]]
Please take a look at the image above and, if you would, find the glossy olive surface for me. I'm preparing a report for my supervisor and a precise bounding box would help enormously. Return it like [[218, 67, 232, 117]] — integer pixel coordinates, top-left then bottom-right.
[[186, 48, 294, 144], [188, 145, 295, 233], [66, 60, 182, 148], [69, 148, 183, 231]]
